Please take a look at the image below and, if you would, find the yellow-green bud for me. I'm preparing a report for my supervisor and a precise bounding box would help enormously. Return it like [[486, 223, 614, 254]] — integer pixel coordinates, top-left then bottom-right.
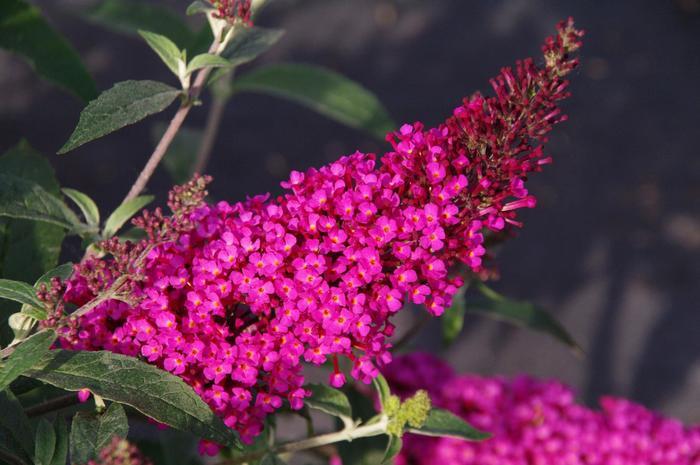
[[402, 390, 431, 429]]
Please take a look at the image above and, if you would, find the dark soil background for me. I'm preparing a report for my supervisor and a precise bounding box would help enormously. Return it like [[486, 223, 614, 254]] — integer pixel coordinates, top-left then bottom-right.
[[1, 0, 699, 421]]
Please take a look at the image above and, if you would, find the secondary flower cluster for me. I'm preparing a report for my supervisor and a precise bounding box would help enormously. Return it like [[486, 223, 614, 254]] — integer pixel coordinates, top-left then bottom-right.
[[87, 437, 153, 465], [385, 354, 700, 465], [210, 0, 252, 24], [58, 20, 582, 444]]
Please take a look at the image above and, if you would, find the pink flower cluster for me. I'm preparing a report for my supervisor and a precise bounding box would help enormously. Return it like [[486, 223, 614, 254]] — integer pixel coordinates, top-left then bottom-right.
[[59, 20, 582, 444], [88, 437, 153, 465], [385, 354, 700, 465]]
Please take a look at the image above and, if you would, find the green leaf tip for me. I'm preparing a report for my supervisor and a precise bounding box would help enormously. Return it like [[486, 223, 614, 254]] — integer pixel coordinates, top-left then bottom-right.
[[58, 80, 181, 154]]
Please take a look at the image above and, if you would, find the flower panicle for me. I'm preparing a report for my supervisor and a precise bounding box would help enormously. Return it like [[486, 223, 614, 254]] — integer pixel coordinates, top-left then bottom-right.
[[61, 20, 582, 445]]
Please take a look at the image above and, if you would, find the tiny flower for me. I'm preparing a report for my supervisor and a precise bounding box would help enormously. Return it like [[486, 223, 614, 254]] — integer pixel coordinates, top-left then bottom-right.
[[78, 388, 91, 403]]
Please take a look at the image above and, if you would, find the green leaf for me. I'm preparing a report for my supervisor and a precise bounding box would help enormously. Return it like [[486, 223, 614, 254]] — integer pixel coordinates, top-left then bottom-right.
[[221, 27, 284, 66], [186, 53, 231, 75], [372, 374, 392, 411], [0, 390, 34, 463], [33, 263, 74, 287], [49, 418, 68, 465], [69, 413, 97, 465], [151, 123, 203, 184], [20, 307, 47, 321], [0, 142, 59, 193], [186, 1, 214, 16], [61, 189, 100, 228], [34, 418, 56, 465], [102, 195, 153, 238], [26, 350, 240, 447], [408, 408, 489, 441], [96, 403, 129, 452], [69, 404, 128, 465], [83, 0, 195, 49], [0, 0, 97, 101], [469, 283, 583, 356], [233, 63, 395, 139], [138, 30, 183, 77], [0, 279, 43, 309], [210, 26, 284, 84], [304, 384, 353, 425], [380, 435, 402, 465], [442, 284, 467, 345], [0, 330, 57, 392], [0, 143, 65, 285], [0, 174, 80, 229], [58, 80, 181, 154]]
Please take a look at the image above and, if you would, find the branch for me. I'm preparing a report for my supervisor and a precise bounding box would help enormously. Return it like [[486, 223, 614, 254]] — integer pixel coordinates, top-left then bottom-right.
[[218, 417, 388, 465], [192, 96, 227, 174], [122, 37, 224, 204], [24, 393, 79, 417]]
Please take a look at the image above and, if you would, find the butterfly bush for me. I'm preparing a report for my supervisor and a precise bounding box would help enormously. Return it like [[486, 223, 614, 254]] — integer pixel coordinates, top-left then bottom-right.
[[56, 20, 583, 443], [384, 354, 700, 465]]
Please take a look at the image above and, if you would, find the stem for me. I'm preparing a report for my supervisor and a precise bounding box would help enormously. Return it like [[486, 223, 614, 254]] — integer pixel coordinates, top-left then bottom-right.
[[219, 417, 388, 465], [122, 38, 222, 204], [24, 393, 79, 418], [192, 96, 228, 174]]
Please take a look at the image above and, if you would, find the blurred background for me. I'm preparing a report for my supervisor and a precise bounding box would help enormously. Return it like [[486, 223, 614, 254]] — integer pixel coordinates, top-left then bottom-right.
[[1, 0, 699, 423]]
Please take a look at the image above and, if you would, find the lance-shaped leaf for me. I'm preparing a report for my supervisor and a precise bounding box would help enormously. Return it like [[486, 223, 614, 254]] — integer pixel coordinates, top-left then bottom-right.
[[50, 417, 69, 465], [33, 263, 74, 287], [26, 350, 240, 447], [102, 195, 153, 238], [0, 390, 34, 463], [305, 384, 353, 427], [0, 0, 97, 101], [380, 435, 402, 465], [233, 63, 395, 139], [58, 80, 181, 154], [138, 30, 182, 77], [186, 1, 214, 16], [0, 279, 43, 309], [372, 373, 392, 411], [208, 26, 284, 85], [469, 283, 583, 356], [70, 403, 129, 465], [0, 174, 80, 229], [62, 188, 100, 228], [186, 53, 231, 75], [0, 330, 57, 391], [34, 419, 56, 465], [408, 408, 490, 441], [83, 0, 195, 49], [0, 142, 65, 285], [220, 26, 284, 67]]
